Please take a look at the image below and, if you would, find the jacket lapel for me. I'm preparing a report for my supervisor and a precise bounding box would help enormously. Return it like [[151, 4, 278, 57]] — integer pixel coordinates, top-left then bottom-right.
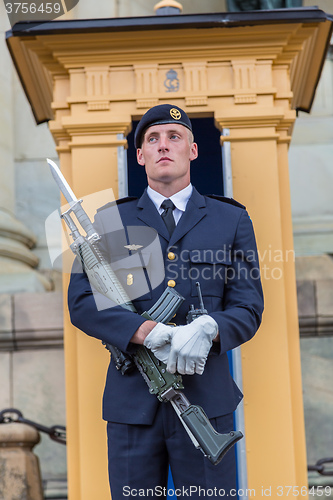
[[136, 187, 207, 244], [136, 189, 170, 240], [169, 187, 207, 245]]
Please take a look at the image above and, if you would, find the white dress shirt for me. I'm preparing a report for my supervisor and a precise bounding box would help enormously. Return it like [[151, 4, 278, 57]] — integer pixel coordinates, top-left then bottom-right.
[[147, 184, 193, 225]]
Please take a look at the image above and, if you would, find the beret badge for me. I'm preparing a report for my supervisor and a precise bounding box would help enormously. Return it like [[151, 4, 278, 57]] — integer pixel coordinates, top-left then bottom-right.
[[170, 108, 181, 120]]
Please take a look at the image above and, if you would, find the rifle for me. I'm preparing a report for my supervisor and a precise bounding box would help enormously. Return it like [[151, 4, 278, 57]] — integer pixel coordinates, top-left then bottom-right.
[[47, 158, 242, 465]]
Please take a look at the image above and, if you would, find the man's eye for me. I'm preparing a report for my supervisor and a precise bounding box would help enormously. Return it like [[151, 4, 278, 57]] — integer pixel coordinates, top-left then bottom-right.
[[170, 134, 179, 140], [148, 137, 156, 143]]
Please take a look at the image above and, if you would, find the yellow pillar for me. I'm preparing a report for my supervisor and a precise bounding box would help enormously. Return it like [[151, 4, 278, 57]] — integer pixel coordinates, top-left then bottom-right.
[[49, 67, 132, 499], [217, 115, 307, 495], [215, 51, 307, 494]]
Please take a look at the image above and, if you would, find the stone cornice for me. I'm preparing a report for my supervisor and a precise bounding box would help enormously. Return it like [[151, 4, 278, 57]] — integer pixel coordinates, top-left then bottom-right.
[[0, 292, 63, 351], [298, 279, 333, 337]]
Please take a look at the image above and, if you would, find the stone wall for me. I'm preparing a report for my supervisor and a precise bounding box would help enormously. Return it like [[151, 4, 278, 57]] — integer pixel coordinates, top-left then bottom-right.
[[289, 52, 333, 257], [296, 256, 333, 488], [0, 292, 67, 498]]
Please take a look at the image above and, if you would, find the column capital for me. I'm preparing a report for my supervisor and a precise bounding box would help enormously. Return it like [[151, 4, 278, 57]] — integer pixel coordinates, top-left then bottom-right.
[[215, 107, 296, 143]]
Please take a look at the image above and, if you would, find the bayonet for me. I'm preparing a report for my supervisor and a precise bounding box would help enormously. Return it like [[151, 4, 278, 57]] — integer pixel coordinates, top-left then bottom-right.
[[47, 158, 77, 206], [47, 158, 97, 241]]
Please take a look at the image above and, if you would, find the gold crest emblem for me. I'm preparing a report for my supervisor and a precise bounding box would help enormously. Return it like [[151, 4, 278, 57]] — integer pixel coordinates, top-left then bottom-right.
[[127, 273, 134, 286], [170, 108, 181, 120]]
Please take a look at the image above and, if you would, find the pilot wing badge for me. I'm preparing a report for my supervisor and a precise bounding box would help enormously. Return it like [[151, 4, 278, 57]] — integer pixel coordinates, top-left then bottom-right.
[[124, 244, 143, 251]]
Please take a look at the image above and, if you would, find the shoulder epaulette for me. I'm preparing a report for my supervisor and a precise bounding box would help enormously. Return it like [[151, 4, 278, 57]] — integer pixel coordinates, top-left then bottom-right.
[[117, 196, 138, 205], [97, 196, 138, 212], [207, 194, 246, 210]]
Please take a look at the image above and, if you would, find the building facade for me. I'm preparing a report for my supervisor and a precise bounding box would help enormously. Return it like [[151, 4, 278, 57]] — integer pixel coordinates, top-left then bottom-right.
[[0, 0, 332, 498]]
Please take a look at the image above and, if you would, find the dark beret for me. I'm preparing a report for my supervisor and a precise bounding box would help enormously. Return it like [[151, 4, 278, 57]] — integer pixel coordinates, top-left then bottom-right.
[[134, 104, 193, 149]]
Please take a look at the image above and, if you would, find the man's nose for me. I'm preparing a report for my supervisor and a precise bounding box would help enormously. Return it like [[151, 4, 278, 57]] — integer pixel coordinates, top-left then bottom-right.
[[158, 136, 169, 151]]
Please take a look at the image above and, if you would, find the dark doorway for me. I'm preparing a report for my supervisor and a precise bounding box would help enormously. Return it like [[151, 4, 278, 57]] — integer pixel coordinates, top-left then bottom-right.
[[126, 117, 224, 197]]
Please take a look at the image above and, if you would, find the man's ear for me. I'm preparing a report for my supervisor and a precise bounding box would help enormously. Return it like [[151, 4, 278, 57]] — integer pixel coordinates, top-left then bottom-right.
[[137, 148, 145, 166], [190, 142, 198, 162]]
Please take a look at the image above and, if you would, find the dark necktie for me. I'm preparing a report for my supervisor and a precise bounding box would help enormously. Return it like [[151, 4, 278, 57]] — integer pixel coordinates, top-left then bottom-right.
[[160, 199, 176, 236]]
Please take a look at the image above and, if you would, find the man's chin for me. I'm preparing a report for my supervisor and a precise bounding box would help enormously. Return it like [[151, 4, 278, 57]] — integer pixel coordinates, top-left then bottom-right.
[[154, 167, 175, 181]]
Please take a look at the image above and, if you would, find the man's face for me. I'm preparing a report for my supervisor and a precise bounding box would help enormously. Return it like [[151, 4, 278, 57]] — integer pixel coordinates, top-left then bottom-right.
[[136, 124, 198, 191]]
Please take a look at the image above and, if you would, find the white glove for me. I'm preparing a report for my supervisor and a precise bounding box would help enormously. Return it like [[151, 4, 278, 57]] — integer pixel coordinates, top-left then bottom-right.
[[167, 315, 218, 376], [143, 322, 174, 364]]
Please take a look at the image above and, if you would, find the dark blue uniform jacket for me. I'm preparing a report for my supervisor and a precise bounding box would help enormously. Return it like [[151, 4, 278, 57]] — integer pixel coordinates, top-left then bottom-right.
[[68, 187, 264, 425]]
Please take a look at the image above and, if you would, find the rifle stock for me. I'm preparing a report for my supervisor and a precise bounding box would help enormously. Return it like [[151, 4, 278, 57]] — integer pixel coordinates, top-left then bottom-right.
[[181, 405, 243, 465]]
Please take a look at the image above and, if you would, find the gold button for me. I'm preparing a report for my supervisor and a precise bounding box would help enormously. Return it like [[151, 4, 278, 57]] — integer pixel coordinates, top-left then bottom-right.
[[168, 252, 176, 260], [167, 280, 176, 288]]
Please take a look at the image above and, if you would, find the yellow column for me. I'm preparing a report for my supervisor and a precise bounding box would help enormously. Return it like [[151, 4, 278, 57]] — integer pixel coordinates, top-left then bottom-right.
[[50, 68, 131, 500], [217, 108, 307, 497]]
